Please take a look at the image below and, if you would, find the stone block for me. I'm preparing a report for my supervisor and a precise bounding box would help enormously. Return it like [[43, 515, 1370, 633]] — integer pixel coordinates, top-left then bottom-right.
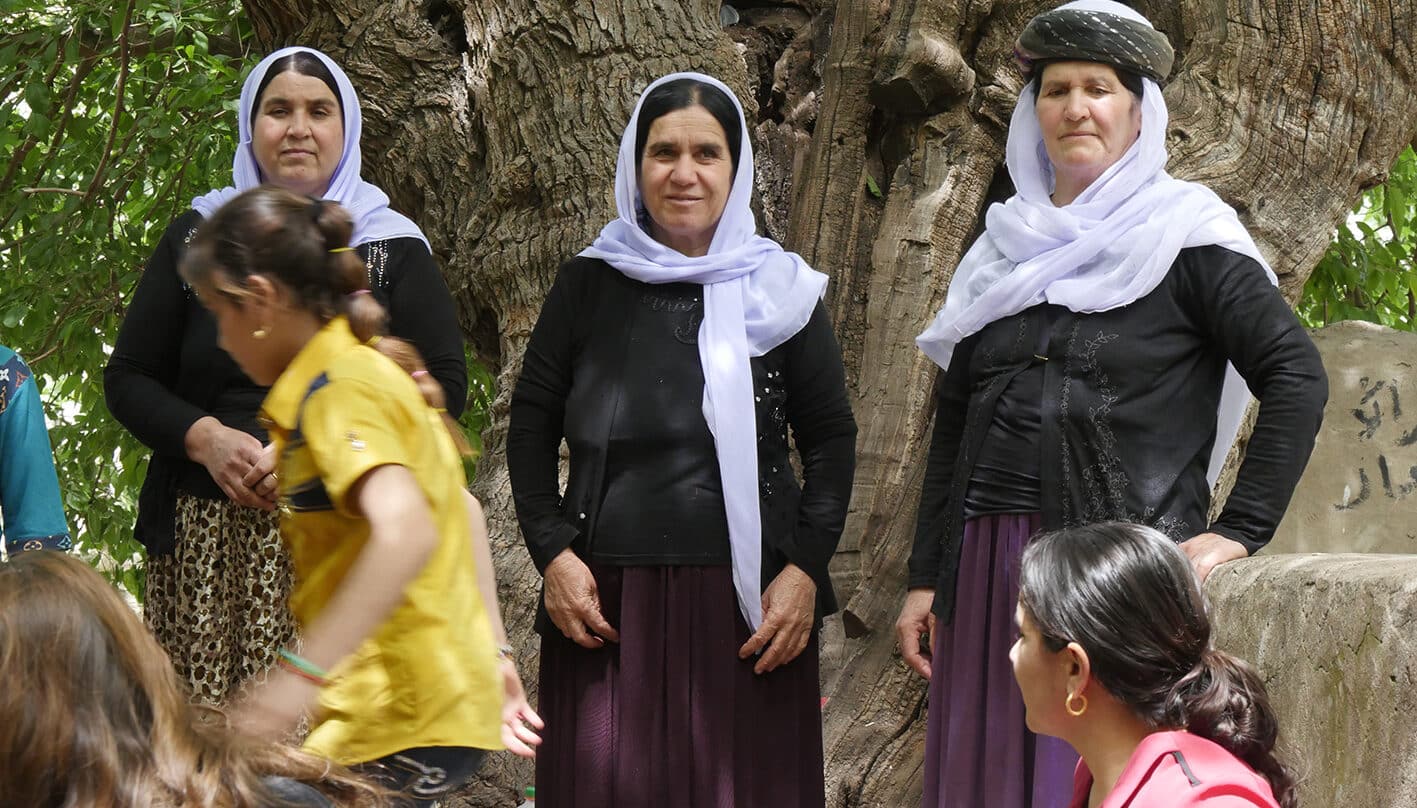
[[1207, 553, 1417, 807], [1268, 321, 1417, 554]]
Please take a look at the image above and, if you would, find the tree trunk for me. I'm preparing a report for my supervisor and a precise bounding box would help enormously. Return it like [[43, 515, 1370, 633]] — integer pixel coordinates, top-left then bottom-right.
[[242, 1, 1417, 805]]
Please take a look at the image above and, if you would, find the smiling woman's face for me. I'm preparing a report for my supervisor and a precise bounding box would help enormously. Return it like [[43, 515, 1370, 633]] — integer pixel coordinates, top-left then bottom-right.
[[251, 70, 344, 198], [1034, 61, 1141, 191], [637, 103, 734, 258]]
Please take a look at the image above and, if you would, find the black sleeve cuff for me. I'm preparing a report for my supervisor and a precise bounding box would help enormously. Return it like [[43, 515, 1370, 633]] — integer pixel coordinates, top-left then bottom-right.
[[1204, 522, 1265, 555], [777, 530, 832, 590], [526, 520, 581, 574]]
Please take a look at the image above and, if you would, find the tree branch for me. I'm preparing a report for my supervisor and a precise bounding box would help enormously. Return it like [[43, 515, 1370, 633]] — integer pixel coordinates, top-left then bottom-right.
[[26, 44, 104, 196], [84, 0, 136, 199], [74, 1, 248, 61], [20, 187, 87, 196], [0, 29, 76, 201]]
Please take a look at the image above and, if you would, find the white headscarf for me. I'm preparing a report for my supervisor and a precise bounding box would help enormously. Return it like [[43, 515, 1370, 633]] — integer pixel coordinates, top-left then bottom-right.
[[916, 1, 1276, 484], [581, 72, 828, 630], [192, 46, 428, 249]]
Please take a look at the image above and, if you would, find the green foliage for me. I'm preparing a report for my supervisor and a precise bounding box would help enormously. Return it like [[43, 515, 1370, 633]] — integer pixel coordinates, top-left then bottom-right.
[[1300, 146, 1417, 331], [0, 1, 252, 594], [458, 349, 498, 465], [1, 5, 500, 596]]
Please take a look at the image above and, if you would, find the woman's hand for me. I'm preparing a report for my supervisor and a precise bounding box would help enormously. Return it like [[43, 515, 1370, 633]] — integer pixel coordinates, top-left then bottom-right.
[[184, 416, 273, 510], [240, 442, 280, 509], [1179, 532, 1249, 581], [231, 668, 318, 740], [498, 658, 544, 757], [738, 563, 816, 674], [895, 588, 937, 681], [543, 549, 619, 648]]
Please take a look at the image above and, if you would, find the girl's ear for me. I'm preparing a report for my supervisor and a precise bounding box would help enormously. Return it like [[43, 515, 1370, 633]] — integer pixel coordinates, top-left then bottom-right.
[[240, 273, 296, 317]]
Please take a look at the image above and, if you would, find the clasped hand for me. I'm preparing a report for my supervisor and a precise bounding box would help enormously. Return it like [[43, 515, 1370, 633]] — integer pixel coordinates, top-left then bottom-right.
[[186, 417, 278, 511]]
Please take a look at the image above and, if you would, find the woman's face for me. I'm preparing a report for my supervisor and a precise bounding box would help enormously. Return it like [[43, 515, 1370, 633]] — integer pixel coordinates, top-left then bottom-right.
[[1034, 61, 1142, 187], [638, 103, 734, 257], [1009, 604, 1072, 737], [251, 70, 344, 198]]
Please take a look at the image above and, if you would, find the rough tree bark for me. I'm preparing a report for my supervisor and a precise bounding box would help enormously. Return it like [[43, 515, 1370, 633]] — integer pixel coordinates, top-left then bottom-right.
[[241, 1, 1417, 805]]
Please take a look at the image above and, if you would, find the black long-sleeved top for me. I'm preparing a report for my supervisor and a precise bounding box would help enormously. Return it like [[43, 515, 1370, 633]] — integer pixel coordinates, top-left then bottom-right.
[[909, 245, 1328, 621], [508, 257, 858, 619], [105, 209, 467, 556], [592, 281, 733, 564]]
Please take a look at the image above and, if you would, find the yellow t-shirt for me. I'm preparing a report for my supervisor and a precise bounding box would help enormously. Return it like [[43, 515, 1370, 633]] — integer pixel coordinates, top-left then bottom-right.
[[260, 317, 502, 764]]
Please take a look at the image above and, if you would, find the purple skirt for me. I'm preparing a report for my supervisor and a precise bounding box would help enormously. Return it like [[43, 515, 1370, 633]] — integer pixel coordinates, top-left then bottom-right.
[[922, 513, 1078, 808], [535, 564, 824, 808]]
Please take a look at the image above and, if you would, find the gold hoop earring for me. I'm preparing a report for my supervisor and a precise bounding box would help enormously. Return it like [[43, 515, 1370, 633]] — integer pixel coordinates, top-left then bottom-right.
[[1065, 692, 1087, 717], [252, 327, 269, 340]]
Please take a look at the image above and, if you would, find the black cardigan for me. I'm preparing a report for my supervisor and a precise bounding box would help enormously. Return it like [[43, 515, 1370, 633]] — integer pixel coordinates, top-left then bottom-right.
[[909, 245, 1328, 620], [105, 209, 467, 556], [508, 257, 858, 618]]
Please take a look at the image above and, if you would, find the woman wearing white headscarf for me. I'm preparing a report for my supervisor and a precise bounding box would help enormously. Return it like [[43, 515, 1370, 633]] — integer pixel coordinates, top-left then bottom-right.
[[508, 72, 857, 807], [105, 47, 467, 706], [894, 3, 1326, 807]]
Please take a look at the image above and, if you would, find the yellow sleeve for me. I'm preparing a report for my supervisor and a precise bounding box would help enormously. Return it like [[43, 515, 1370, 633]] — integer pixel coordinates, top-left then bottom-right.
[[301, 375, 417, 517]]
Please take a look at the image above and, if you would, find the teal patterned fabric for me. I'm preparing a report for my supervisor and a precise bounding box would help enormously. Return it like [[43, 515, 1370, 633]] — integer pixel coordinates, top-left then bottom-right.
[[0, 345, 71, 554]]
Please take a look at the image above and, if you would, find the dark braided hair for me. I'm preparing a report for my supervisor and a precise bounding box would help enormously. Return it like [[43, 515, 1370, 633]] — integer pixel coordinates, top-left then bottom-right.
[[1018, 522, 1298, 808]]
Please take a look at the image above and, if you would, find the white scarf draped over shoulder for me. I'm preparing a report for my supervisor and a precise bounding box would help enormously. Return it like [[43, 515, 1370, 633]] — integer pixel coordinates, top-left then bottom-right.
[[191, 46, 428, 249], [915, 7, 1276, 485], [580, 72, 828, 630]]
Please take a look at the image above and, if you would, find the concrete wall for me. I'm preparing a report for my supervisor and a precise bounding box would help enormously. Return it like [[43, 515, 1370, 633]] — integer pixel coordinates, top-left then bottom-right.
[[1207, 554, 1417, 807]]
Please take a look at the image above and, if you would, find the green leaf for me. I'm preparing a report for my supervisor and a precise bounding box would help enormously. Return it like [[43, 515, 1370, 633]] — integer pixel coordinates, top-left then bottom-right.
[[2, 303, 30, 329], [865, 174, 882, 198], [24, 82, 50, 115], [111, 6, 127, 40]]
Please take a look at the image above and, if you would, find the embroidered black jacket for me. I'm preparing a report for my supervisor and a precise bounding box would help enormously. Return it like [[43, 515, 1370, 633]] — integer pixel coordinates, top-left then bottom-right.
[[909, 245, 1328, 621]]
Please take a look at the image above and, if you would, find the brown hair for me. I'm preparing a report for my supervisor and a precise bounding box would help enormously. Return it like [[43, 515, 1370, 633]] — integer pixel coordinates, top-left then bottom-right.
[[179, 185, 470, 455], [1018, 522, 1298, 808], [0, 551, 389, 807]]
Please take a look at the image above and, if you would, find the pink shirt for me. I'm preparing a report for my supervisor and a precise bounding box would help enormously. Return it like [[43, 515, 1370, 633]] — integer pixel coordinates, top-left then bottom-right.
[[1069, 731, 1280, 808]]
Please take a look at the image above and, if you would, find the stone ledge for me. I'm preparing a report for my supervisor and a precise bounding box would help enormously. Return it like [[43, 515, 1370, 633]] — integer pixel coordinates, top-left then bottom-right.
[[1206, 553, 1417, 807]]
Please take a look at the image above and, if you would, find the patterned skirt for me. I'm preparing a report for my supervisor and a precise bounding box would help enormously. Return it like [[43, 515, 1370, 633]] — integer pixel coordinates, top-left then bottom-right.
[[535, 563, 825, 808], [145, 494, 297, 705]]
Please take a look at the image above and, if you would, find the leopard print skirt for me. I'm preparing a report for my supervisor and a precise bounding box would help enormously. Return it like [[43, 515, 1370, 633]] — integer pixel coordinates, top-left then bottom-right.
[[145, 494, 297, 706]]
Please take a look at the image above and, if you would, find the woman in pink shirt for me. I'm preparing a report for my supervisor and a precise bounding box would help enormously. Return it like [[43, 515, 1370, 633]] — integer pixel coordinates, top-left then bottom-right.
[[1010, 522, 1297, 808]]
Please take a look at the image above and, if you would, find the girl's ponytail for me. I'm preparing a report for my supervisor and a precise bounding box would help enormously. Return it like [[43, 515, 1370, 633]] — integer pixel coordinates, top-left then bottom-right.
[[1165, 650, 1297, 808], [310, 199, 473, 458], [1019, 523, 1299, 808]]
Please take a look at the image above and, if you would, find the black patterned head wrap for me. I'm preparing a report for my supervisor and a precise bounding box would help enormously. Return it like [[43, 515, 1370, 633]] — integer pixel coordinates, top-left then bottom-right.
[[1015, 0, 1175, 85]]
